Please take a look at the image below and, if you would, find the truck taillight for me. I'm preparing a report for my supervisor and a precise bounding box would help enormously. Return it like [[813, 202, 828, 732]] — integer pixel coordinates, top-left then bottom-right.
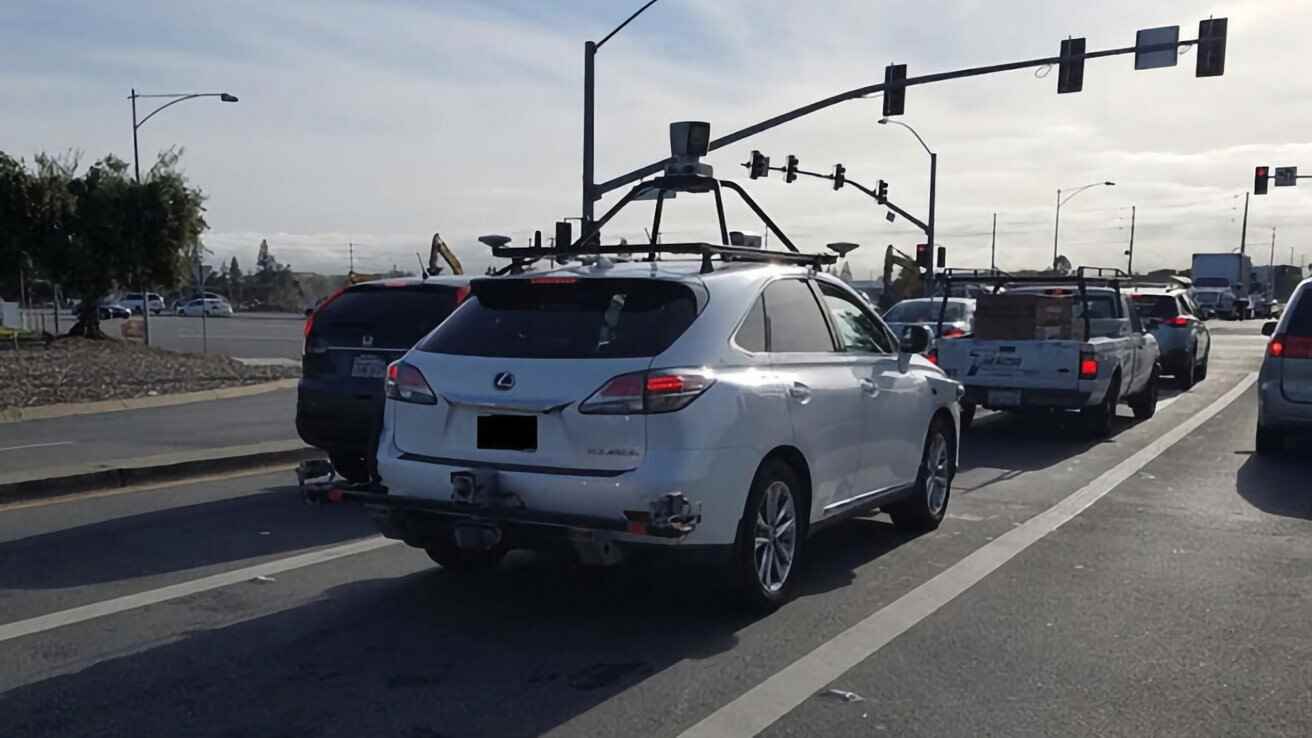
[[385, 361, 438, 405], [926, 349, 939, 366], [1079, 352, 1099, 379], [580, 369, 716, 415], [941, 326, 965, 338], [1165, 316, 1190, 327]]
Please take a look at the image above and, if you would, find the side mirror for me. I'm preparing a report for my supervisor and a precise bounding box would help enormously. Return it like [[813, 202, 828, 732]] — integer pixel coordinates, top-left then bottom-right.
[[899, 325, 932, 355], [1261, 320, 1277, 337]]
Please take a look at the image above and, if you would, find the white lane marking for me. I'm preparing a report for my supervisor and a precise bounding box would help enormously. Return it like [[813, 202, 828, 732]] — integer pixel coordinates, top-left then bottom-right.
[[0, 537, 400, 644], [0, 441, 74, 453], [678, 371, 1258, 738]]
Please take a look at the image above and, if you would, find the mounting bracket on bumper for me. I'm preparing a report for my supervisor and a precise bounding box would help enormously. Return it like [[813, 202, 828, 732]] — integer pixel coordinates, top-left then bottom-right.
[[649, 492, 702, 535]]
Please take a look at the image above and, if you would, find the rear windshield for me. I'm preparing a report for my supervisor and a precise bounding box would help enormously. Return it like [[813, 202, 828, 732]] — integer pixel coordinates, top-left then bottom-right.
[[419, 278, 699, 358], [1131, 295, 1179, 319], [1287, 289, 1312, 337], [312, 285, 461, 349], [883, 301, 966, 323], [1194, 291, 1219, 304], [1195, 277, 1230, 288]]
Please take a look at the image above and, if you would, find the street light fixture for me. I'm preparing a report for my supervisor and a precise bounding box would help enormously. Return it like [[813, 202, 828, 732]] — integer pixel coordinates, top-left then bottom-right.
[[877, 118, 936, 296], [582, 0, 663, 233], [1052, 180, 1115, 271], [129, 89, 238, 344]]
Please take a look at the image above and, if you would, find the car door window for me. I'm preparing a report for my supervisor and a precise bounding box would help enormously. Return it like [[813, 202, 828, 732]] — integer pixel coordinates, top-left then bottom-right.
[[817, 282, 892, 353], [762, 279, 835, 353], [734, 295, 767, 352]]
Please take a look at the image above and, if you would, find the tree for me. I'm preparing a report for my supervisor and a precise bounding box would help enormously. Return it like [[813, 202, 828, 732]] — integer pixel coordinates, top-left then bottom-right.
[[24, 148, 208, 337], [1053, 254, 1073, 275], [227, 256, 242, 303]]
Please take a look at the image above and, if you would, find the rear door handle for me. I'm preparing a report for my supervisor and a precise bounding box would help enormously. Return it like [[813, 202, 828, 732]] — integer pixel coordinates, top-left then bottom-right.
[[788, 382, 812, 402]]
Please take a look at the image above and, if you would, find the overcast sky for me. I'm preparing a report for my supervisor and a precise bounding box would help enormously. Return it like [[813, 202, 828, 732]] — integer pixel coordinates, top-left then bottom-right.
[[5, 0, 1310, 278]]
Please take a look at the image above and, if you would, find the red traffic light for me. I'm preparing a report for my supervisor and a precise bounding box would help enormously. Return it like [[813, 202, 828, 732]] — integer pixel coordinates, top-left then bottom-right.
[[1256, 167, 1268, 176], [1255, 166, 1270, 195]]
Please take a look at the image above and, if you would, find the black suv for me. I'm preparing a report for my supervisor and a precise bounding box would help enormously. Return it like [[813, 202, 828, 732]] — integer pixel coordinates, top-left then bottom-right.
[[297, 277, 470, 481]]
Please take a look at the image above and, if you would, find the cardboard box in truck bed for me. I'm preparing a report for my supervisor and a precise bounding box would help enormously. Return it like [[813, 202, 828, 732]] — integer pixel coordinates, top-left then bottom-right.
[[975, 294, 1074, 340]]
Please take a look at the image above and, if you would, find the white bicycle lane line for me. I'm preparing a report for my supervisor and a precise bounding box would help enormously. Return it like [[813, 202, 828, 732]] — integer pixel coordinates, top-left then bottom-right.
[[677, 371, 1258, 738]]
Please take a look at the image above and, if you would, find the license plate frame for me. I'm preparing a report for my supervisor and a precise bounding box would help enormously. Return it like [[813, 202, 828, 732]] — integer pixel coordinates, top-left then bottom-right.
[[477, 414, 538, 452], [988, 389, 1022, 407], [350, 354, 389, 379]]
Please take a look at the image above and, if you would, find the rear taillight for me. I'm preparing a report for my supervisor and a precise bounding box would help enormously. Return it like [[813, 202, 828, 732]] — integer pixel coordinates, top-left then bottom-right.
[[579, 369, 715, 415], [1165, 316, 1190, 327], [385, 361, 437, 405], [455, 285, 471, 304], [1271, 335, 1312, 359], [941, 327, 965, 338], [1079, 352, 1099, 379], [926, 349, 939, 366], [303, 287, 347, 352]]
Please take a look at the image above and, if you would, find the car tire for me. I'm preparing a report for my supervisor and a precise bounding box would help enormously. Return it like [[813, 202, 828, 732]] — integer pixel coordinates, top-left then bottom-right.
[[1082, 376, 1120, 438], [959, 401, 977, 431], [329, 453, 371, 484], [1178, 352, 1196, 390], [887, 418, 954, 533], [733, 459, 805, 612], [1130, 366, 1159, 420], [1256, 426, 1283, 456], [426, 537, 506, 572], [1196, 356, 1208, 382]]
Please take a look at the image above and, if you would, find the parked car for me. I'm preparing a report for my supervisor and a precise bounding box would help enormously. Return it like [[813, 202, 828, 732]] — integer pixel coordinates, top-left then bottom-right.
[[1129, 286, 1211, 389], [297, 277, 472, 483], [882, 297, 976, 339], [120, 292, 165, 315], [365, 261, 963, 610], [937, 280, 1161, 436], [1257, 277, 1312, 454], [178, 298, 234, 317], [97, 303, 131, 320]]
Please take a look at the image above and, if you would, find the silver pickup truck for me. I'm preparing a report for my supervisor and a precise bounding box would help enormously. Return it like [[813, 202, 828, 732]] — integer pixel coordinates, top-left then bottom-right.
[[936, 281, 1161, 436]]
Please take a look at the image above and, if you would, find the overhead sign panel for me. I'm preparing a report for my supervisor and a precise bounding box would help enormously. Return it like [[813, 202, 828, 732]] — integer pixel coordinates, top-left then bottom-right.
[[1135, 26, 1180, 70]]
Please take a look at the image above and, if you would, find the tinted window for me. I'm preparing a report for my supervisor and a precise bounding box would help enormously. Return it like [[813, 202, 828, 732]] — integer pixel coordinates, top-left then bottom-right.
[[1131, 295, 1179, 319], [1287, 288, 1312, 337], [421, 278, 697, 358], [819, 283, 892, 353], [763, 279, 834, 353], [735, 296, 767, 352], [883, 300, 966, 323], [315, 285, 461, 349]]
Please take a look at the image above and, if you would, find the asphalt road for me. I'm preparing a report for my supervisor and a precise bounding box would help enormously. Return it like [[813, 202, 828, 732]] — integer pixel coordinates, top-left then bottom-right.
[[2, 320, 1305, 738], [0, 389, 298, 475], [27, 310, 306, 359]]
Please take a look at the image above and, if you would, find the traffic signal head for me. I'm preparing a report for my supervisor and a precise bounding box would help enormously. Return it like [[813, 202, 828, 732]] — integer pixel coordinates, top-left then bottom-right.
[[785, 155, 799, 183], [555, 221, 573, 250], [1196, 18, 1227, 77], [832, 163, 846, 190], [915, 243, 931, 273], [748, 150, 770, 179], [1057, 37, 1086, 94], [1255, 166, 1269, 195], [883, 63, 906, 117], [876, 179, 888, 204]]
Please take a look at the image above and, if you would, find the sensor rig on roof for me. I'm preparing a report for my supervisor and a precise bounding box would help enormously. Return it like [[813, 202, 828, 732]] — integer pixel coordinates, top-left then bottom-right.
[[489, 122, 844, 275]]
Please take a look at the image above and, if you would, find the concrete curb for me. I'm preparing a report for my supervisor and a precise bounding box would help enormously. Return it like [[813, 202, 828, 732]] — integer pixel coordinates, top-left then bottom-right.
[[0, 440, 324, 504], [0, 378, 299, 425]]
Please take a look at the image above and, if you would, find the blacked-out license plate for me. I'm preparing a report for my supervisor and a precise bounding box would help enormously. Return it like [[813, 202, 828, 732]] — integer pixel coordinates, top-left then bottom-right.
[[477, 415, 537, 451]]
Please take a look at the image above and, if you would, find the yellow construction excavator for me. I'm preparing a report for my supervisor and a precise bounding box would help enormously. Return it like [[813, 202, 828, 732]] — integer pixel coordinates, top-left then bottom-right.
[[427, 232, 464, 276]]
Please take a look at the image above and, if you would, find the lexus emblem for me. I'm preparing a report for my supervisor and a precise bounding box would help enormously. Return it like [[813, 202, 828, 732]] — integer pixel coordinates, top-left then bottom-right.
[[361, 335, 374, 347], [494, 372, 515, 391]]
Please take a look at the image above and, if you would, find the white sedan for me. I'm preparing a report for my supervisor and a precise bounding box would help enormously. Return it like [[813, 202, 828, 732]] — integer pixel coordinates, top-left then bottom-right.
[[179, 298, 234, 317]]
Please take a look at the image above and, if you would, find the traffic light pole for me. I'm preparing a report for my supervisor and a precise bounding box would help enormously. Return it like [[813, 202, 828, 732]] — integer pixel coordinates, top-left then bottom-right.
[[926, 152, 936, 297], [595, 33, 1210, 199]]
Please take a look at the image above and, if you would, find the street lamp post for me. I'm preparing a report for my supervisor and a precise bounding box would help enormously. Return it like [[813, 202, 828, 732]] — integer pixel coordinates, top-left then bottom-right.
[[1052, 180, 1115, 271], [877, 118, 935, 296], [582, 0, 662, 235], [129, 89, 238, 345]]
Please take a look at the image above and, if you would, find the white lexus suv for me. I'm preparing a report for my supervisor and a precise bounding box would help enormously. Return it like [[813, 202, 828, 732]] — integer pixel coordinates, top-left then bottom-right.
[[363, 135, 962, 609]]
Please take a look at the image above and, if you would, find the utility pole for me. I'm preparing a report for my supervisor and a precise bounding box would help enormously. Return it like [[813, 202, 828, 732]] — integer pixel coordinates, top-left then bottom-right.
[[348, 242, 355, 274], [1239, 191, 1249, 299], [1126, 205, 1136, 275], [990, 212, 997, 271], [1268, 227, 1276, 301]]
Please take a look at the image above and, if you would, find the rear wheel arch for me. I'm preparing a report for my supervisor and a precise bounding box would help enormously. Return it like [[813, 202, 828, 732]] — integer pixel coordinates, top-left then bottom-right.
[[760, 446, 812, 526], [929, 408, 958, 459]]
